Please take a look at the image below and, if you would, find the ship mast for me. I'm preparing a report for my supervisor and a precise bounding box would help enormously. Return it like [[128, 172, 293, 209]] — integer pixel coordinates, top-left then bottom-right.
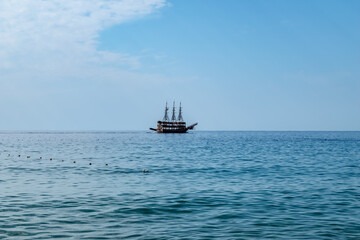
[[163, 102, 169, 121], [178, 102, 183, 121], [171, 101, 176, 121]]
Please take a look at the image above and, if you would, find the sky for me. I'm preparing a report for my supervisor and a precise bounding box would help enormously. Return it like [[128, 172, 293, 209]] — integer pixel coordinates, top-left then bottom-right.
[[0, 0, 359, 131]]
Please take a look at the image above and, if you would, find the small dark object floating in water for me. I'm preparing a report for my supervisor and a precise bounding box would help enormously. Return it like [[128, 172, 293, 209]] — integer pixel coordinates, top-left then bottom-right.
[[73, 161, 76, 163], [105, 163, 108, 166], [27, 156, 30, 158], [8, 154, 10, 156], [142, 169, 149, 174], [40, 157, 42, 159], [89, 163, 92, 165], [149, 102, 197, 133], [18, 155, 21, 157], [50, 158, 52, 160]]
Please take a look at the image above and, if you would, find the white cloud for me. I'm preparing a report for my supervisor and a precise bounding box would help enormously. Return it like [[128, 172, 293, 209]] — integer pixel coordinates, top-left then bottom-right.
[[0, 0, 166, 81]]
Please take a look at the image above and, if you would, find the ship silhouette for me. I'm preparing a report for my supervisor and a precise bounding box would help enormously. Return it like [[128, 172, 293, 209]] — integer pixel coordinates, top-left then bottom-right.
[[150, 102, 198, 133]]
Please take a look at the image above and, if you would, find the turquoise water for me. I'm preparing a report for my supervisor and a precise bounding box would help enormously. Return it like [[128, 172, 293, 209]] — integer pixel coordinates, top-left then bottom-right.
[[0, 131, 359, 239]]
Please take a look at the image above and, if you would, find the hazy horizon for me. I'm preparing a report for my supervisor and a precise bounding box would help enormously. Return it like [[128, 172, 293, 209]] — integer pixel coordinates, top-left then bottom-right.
[[1, 130, 360, 132]]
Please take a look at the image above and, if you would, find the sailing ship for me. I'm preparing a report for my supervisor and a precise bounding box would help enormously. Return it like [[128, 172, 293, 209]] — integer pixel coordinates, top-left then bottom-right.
[[150, 102, 198, 133]]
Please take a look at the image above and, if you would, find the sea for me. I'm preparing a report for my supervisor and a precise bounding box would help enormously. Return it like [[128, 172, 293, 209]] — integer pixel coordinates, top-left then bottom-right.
[[0, 131, 359, 239]]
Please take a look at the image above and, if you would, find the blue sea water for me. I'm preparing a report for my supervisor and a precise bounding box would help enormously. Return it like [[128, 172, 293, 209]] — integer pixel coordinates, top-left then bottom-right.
[[0, 131, 359, 239]]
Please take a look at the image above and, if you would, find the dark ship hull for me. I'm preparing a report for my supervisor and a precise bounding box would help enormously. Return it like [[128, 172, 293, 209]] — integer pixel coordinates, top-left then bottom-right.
[[162, 129, 188, 133], [151, 127, 188, 133], [150, 121, 197, 133], [150, 102, 197, 134]]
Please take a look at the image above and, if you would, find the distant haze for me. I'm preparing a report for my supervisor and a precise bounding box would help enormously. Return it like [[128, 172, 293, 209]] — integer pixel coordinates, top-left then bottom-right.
[[0, 0, 359, 131]]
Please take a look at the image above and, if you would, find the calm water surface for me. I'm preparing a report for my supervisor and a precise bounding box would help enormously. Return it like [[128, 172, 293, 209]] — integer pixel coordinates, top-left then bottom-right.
[[0, 131, 360, 239]]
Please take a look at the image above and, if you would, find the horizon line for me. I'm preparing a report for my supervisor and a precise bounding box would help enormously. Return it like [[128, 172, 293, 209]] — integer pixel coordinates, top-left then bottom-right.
[[0, 130, 359, 133]]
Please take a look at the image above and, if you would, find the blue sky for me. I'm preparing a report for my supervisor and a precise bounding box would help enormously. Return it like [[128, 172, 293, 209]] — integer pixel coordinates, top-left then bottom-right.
[[0, 0, 359, 130]]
